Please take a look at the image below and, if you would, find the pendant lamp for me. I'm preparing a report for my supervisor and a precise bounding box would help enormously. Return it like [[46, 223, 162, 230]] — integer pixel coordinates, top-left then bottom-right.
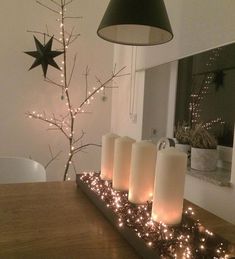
[[97, 0, 173, 46]]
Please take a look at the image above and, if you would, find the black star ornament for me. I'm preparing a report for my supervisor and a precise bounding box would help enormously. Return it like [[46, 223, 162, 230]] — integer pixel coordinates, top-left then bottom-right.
[[25, 36, 64, 78]]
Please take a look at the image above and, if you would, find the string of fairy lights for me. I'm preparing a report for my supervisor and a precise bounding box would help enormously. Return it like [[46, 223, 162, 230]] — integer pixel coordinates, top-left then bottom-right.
[[189, 47, 225, 130], [79, 172, 231, 259]]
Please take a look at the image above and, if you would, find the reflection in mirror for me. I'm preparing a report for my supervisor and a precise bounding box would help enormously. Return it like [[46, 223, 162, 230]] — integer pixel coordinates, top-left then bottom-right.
[[175, 43, 235, 147]]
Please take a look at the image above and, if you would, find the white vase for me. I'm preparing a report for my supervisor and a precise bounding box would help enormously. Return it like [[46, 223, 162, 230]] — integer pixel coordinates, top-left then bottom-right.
[[191, 147, 218, 171]]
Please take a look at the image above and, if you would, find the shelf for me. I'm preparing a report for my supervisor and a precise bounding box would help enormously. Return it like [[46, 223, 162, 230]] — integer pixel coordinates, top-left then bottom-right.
[[187, 167, 231, 187]]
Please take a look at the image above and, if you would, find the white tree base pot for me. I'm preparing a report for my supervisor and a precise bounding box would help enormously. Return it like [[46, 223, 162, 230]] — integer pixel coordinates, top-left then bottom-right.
[[191, 147, 218, 172]]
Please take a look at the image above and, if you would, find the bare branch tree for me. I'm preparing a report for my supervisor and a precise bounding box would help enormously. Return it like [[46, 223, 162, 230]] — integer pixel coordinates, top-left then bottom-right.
[[26, 0, 125, 181]]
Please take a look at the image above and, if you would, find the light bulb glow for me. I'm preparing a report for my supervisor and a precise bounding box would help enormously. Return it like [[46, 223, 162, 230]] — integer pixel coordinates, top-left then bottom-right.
[[79, 173, 230, 258]]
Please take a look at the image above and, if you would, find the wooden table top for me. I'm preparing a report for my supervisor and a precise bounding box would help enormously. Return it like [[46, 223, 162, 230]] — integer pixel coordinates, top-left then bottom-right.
[[0, 181, 234, 259], [0, 182, 140, 259], [183, 200, 235, 246]]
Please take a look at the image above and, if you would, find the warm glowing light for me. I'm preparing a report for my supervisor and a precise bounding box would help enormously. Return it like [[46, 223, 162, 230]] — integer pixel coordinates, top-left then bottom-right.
[[119, 222, 123, 228], [79, 173, 230, 258]]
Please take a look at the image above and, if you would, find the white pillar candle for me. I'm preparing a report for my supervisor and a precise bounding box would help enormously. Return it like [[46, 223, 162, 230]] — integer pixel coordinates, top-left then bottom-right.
[[152, 147, 187, 225], [128, 141, 157, 204], [113, 136, 135, 191], [100, 133, 119, 180]]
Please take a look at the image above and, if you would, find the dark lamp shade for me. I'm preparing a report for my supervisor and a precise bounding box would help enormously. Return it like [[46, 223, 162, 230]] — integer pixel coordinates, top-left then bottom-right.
[[97, 0, 173, 46]]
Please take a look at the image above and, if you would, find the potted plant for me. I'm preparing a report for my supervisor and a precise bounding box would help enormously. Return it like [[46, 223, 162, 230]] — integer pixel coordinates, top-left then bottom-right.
[[190, 124, 218, 171], [174, 123, 191, 157]]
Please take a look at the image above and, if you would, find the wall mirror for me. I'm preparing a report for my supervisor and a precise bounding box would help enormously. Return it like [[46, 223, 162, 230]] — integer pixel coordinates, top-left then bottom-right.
[[175, 42, 235, 147], [141, 42, 235, 224], [142, 41, 235, 184]]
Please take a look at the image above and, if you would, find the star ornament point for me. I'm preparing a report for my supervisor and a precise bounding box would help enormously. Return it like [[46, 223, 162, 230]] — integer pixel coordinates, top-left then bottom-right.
[[25, 36, 64, 78]]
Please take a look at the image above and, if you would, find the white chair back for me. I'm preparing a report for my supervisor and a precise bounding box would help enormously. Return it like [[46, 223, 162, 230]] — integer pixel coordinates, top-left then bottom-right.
[[0, 157, 46, 184]]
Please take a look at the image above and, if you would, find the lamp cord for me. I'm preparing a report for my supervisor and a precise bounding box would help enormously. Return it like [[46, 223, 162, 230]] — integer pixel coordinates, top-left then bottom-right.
[[129, 46, 137, 119]]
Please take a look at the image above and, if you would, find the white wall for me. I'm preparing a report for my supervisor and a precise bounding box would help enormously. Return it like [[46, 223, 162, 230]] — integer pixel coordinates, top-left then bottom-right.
[[142, 64, 171, 142], [0, 0, 113, 181], [166, 61, 178, 138], [185, 175, 235, 225], [111, 45, 145, 140], [136, 0, 235, 70], [142, 61, 179, 141]]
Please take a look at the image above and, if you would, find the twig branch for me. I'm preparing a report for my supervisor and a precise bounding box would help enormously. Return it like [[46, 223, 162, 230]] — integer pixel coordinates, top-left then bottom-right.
[[77, 66, 126, 110], [45, 145, 62, 169], [44, 77, 64, 88], [27, 30, 62, 44], [26, 112, 70, 140], [68, 54, 77, 87], [84, 66, 89, 98], [64, 16, 82, 19], [47, 127, 61, 131], [115, 72, 131, 77], [50, 0, 61, 7], [36, 0, 60, 14], [65, 27, 75, 46], [68, 34, 81, 45], [71, 160, 77, 174], [46, 24, 49, 35], [73, 143, 101, 154], [64, 0, 74, 6], [73, 130, 85, 144]]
